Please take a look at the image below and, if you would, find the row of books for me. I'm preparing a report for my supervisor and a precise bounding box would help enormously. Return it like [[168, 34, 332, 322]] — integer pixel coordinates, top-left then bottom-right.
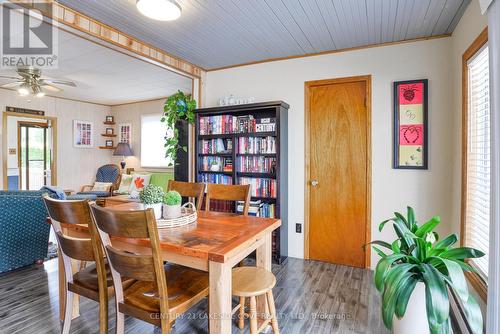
[[239, 177, 277, 198], [199, 115, 276, 135], [198, 173, 232, 185], [236, 200, 276, 218], [208, 200, 234, 213], [200, 157, 233, 172], [237, 136, 276, 154], [199, 138, 232, 154], [237, 156, 276, 173]]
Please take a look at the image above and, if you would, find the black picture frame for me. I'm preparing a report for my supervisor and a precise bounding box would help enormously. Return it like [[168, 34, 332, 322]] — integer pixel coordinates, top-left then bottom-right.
[[105, 116, 114, 123], [105, 128, 114, 135], [105, 140, 114, 147], [393, 79, 428, 170]]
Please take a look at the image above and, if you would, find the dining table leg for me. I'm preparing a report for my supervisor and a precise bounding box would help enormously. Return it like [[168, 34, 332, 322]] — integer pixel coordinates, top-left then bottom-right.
[[256, 233, 273, 330], [209, 260, 232, 334]]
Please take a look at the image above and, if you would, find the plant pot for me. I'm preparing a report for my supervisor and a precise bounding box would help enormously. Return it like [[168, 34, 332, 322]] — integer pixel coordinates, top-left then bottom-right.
[[142, 203, 162, 220], [393, 282, 429, 334], [163, 204, 182, 219]]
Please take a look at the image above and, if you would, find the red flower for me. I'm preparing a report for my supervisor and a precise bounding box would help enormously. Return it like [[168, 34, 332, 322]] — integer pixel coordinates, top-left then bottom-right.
[[134, 177, 145, 189]]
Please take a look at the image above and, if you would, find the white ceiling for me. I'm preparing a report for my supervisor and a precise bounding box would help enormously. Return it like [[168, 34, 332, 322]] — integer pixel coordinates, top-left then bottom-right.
[[0, 14, 192, 105], [58, 0, 471, 70]]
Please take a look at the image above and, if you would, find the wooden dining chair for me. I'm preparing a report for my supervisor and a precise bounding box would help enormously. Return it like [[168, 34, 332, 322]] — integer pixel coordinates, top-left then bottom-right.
[[167, 180, 205, 211], [43, 195, 133, 334], [205, 183, 251, 215], [89, 203, 209, 334]]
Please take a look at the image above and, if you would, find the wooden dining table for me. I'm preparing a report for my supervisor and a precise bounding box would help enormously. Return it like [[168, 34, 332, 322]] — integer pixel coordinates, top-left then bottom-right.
[[59, 202, 281, 334]]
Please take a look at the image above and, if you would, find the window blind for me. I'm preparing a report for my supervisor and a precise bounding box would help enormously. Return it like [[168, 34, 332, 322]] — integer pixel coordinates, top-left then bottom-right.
[[465, 45, 490, 279], [140, 113, 173, 168]]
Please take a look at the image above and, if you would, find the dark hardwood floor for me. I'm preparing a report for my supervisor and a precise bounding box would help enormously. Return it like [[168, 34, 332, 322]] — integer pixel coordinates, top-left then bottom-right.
[[0, 258, 389, 334]]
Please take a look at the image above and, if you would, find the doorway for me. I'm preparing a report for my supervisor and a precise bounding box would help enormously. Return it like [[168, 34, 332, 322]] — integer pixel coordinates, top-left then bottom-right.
[[2, 112, 57, 190], [305, 76, 371, 268], [18, 121, 51, 190]]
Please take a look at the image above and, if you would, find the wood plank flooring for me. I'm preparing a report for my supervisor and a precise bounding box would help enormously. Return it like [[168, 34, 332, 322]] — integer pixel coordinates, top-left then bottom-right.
[[0, 258, 389, 334]]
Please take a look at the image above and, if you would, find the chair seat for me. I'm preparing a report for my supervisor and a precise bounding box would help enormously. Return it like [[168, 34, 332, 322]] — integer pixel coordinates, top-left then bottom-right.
[[67, 194, 98, 201], [232, 267, 276, 297], [77, 191, 110, 198], [120, 264, 208, 322], [69, 262, 134, 300]]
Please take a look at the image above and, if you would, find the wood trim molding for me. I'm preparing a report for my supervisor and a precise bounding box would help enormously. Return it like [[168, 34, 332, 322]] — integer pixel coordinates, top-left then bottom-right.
[[208, 34, 451, 72], [304, 75, 372, 268], [461, 27, 488, 301], [17, 0, 204, 78], [2, 112, 58, 190]]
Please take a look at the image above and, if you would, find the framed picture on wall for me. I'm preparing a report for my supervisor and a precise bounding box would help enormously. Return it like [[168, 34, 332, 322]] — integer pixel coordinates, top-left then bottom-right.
[[105, 128, 114, 135], [105, 140, 114, 147], [73, 120, 93, 148], [393, 79, 428, 169], [118, 123, 132, 147]]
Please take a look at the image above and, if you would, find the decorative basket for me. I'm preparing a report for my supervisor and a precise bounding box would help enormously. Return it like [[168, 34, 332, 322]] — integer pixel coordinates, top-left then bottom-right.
[[157, 202, 197, 229]]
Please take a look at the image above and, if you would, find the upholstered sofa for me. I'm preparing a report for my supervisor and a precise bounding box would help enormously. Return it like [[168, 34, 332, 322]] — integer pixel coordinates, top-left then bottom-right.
[[0, 190, 52, 273]]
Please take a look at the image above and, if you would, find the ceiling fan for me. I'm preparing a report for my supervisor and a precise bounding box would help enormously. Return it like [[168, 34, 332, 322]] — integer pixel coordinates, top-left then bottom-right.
[[0, 67, 77, 98]]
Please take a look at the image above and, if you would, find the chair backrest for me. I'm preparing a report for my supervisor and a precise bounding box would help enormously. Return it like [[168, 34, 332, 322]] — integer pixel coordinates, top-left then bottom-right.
[[205, 184, 251, 215], [89, 204, 170, 318], [167, 180, 205, 211], [96, 164, 121, 187], [43, 195, 106, 289]]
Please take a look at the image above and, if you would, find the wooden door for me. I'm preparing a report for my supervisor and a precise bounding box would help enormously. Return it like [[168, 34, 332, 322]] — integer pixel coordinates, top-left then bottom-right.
[[305, 76, 371, 268]]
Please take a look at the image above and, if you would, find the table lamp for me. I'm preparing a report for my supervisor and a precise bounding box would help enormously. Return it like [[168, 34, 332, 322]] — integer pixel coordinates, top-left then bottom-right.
[[113, 142, 133, 170]]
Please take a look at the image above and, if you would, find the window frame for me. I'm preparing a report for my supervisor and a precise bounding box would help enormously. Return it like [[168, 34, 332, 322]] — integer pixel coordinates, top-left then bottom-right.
[[461, 27, 489, 301], [140, 113, 173, 169]]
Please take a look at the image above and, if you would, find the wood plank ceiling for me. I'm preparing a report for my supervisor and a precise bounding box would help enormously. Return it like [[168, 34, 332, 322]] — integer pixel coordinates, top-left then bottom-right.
[[58, 0, 471, 70]]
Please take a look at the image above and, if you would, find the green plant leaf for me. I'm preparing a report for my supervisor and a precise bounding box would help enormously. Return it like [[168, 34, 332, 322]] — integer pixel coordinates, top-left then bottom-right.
[[394, 212, 410, 229], [429, 257, 469, 302], [391, 240, 401, 254], [441, 247, 485, 260], [365, 240, 392, 250], [394, 275, 418, 318], [421, 264, 450, 331], [434, 234, 458, 250], [415, 216, 440, 237], [462, 294, 483, 334], [372, 246, 388, 258], [381, 263, 417, 329], [374, 254, 406, 291]]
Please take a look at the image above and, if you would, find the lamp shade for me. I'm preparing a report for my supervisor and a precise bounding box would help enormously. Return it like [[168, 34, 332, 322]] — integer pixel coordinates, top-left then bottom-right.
[[113, 143, 133, 156]]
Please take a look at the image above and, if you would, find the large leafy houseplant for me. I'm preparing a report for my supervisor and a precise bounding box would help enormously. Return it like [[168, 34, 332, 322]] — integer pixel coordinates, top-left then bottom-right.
[[161, 90, 196, 166], [369, 207, 484, 334]]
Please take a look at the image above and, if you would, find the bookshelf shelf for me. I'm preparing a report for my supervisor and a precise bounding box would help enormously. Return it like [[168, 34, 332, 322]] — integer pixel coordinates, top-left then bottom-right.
[[195, 101, 289, 264]]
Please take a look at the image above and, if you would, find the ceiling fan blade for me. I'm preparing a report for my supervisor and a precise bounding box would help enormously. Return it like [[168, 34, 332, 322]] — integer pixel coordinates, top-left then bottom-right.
[[1, 81, 23, 88], [40, 79, 76, 87], [0, 75, 21, 80], [41, 83, 62, 92]]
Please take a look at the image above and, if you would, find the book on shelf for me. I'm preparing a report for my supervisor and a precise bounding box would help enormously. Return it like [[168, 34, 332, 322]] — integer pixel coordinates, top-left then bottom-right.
[[199, 114, 276, 135], [200, 156, 232, 172], [236, 200, 276, 218], [199, 173, 232, 185], [239, 177, 277, 198], [237, 156, 276, 173], [200, 138, 232, 154], [237, 136, 276, 154], [209, 199, 234, 213]]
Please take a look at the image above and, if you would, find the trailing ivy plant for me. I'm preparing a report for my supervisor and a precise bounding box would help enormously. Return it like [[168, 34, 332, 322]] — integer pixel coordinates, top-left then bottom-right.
[[368, 207, 484, 334], [161, 90, 196, 166]]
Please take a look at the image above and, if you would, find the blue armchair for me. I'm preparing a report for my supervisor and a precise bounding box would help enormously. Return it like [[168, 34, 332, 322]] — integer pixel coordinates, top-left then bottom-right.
[[0, 190, 53, 273], [77, 164, 122, 197]]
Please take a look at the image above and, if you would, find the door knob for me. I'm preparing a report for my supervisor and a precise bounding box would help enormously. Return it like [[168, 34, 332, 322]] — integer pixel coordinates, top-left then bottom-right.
[[311, 180, 319, 187]]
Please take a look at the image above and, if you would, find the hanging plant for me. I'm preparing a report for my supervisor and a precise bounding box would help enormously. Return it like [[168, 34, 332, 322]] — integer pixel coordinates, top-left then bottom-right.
[[161, 90, 196, 166]]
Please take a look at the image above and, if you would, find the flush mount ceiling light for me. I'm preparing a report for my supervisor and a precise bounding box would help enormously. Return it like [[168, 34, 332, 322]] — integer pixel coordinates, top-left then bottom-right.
[[136, 0, 182, 21]]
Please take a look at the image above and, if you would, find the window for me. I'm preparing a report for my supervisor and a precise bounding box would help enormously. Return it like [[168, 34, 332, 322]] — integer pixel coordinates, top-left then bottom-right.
[[462, 29, 489, 299], [141, 113, 172, 168]]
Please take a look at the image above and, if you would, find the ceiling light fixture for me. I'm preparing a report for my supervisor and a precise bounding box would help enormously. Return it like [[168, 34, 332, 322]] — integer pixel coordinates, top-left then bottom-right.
[[18, 84, 30, 96], [136, 0, 181, 21], [32, 85, 45, 98]]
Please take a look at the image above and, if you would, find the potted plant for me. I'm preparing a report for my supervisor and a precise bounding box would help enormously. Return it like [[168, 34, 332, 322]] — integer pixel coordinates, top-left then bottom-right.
[[161, 90, 196, 166], [139, 184, 164, 219], [163, 190, 182, 219], [368, 207, 484, 334]]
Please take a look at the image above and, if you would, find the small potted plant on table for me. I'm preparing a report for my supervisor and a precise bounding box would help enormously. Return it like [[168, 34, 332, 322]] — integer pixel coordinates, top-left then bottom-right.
[[163, 190, 182, 219], [139, 184, 164, 219], [368, 207, 484, 334]]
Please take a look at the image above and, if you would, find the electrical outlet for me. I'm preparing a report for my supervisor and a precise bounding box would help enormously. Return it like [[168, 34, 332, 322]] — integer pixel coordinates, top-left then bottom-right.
[[296, 223, 302, 233]]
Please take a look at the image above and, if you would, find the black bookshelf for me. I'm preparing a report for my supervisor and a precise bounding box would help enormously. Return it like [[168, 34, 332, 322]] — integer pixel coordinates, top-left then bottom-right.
[[194, 101, 289, 263]]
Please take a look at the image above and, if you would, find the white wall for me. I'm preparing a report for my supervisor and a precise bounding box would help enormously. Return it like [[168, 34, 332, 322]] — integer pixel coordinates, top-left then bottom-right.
[[111, 98, 170, 172], [0, 89, 112, 191], [205, 38, 455, 263]]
